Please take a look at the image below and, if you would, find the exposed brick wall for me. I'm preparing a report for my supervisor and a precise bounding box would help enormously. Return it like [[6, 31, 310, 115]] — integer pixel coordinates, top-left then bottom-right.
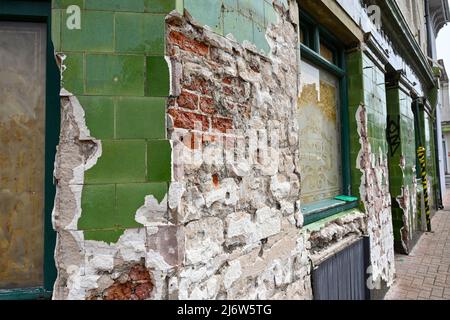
[[165, 2, 314, 299]]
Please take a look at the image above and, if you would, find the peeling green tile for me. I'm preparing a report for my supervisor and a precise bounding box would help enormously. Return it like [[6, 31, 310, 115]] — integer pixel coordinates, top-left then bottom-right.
[[146, 56, 170, 97], [184, 0, 223, 33], [115, 13, 165, 54], [61, 10, 114, 52], [116, 182, 168, 228], [78, 184, 116, 230], [84, 229, 125, 244], [85, 140, 147, 184], [86, 54, 145, 96], [224, 12, 253, 44], [77, 96, 114, 139], [253, 23, 269, 54], [115, 97, 166, 139], [263, 0, 277, 27], [147, 140, 172, 182], [62, 52, 84, 94]]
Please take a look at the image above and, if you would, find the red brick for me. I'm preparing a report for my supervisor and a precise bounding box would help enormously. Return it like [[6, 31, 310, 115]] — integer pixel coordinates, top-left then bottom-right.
[[223, 85, 234, 96], [212, 173, 219, 188], [168, 108, 209, 131], [222, 76, 233, 85], [177, 90, 199, 110], [200, 96, 215, 114], [169, 31, 209, 57], [185, 76, 211, 95], [212, 116, 233, 133]]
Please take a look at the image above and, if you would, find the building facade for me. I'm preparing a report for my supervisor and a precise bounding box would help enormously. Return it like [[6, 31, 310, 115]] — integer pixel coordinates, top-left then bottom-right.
[[0, 0, 449, 300]]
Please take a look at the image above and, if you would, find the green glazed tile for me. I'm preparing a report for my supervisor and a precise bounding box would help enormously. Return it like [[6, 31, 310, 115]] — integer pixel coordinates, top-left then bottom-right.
[[77, 96, 115, 139], [146, 56, 170, 97], [84, 229, 125, 244], [85, 140, 147, 183], [78, 184, 116, 230], [85, 0, 145, 11], [53, 0, 84, 9], [85, 54, 145, 96], [115, 13, 165, 54], [223, 0, 238, 10], [224, 12, 253, 44], [51, 9, 62, 51], [263, 0, 277, 27], [147, 140, 172, 182], [144, 0, 176, 13], [115, 97, 166, 139], [253, 22, 269, 54], [115, 182, 168, 228], [61, 10, 114, 52], [62, 52, 84, 94], [184, 0, 222, 33]]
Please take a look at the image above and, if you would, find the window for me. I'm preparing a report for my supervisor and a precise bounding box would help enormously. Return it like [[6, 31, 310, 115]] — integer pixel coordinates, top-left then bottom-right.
[[298, 12, 356, 225], [0, 0, 59, 300], [298, 60, 342, 204]]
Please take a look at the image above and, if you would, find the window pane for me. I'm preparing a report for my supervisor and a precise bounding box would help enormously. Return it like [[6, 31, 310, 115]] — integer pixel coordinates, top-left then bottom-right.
[[298, 60, 342, 204], [300, 27, 305, 44], [320, 41, 334, 64], [0, 21, 46, 289]]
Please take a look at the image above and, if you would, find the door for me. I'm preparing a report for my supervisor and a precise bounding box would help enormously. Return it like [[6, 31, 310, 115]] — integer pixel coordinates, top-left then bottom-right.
[[0, 0, 58, 299], [0, 20, 47, 290]]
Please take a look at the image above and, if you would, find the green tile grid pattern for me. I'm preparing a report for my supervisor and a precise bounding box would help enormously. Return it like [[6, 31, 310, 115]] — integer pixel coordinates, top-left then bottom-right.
[[184, 0, 288, 54], [386, 87, 417, 242], [52, 0, 174, 243], [347, 51, 389, 205]]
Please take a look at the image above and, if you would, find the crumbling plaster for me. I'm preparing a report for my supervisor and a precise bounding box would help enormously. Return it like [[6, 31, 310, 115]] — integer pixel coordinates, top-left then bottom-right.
[[51, 0, 397, 300]]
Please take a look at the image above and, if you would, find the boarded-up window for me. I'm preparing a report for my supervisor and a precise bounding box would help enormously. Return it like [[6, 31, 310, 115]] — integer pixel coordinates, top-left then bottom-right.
[[298, 60, 342, 204], [0, 21, 46, 289]]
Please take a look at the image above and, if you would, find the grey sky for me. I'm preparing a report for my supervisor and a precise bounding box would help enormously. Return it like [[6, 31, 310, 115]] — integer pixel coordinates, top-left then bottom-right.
[[437, 1, 450, 69]]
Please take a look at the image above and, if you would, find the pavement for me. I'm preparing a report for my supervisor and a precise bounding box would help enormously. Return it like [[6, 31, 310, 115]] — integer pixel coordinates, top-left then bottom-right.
[[384, 189, 450, 300]]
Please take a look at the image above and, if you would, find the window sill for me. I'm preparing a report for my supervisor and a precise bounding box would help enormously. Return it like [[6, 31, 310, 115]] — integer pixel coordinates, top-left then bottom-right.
[[0, 287, 52, 300], [302, 198, 359, 225]]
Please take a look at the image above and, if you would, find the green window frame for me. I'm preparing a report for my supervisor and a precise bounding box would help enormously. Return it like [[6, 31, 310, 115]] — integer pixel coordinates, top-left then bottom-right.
[[0, 0, 59, 300], [299, 11, 358, 225]]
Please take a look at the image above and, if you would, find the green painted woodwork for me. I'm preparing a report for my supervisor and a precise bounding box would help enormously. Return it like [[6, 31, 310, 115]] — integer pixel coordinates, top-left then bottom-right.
[[304, 208, 364, 232], [299, 11, 353, 225]]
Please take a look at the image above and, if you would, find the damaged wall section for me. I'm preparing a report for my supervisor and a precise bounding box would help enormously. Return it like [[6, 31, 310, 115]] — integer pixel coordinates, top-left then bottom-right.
[[347, 50, 396, 290], [51, 1, 177, 299], [165, 0, 313, 299]]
